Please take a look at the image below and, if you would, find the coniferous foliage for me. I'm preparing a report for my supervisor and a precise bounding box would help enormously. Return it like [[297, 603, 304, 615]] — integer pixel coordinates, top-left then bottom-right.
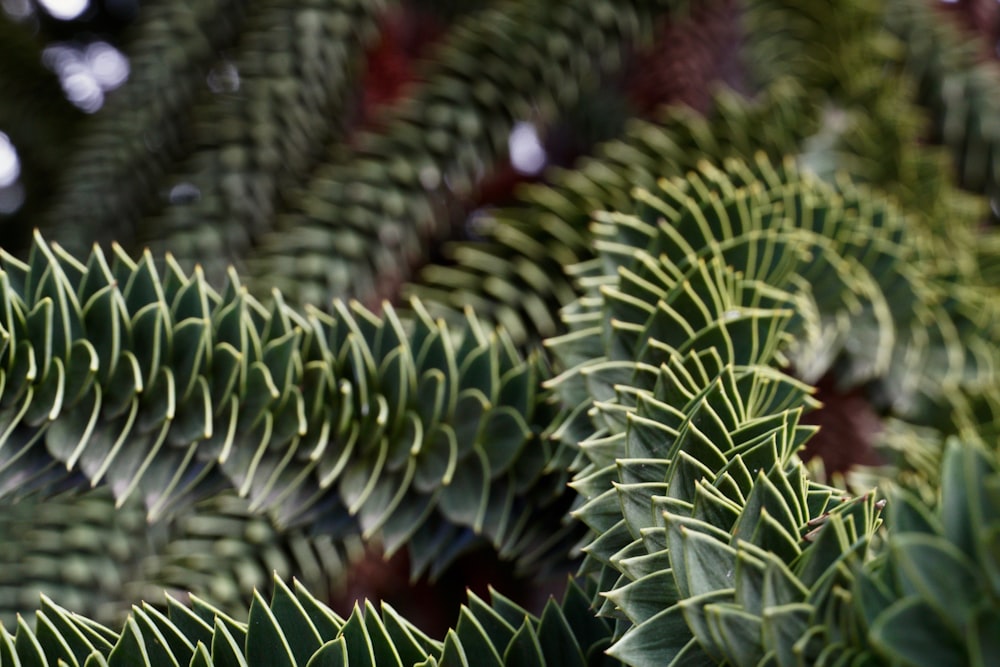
[[0, 0, 999, 665]]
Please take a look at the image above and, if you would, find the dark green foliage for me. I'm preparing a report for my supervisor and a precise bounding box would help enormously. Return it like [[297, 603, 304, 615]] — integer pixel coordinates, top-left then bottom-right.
[[0, 16, 83, 246], [141, 0, 387, 284], [547, 154, 981, 665], [0, 488, 361, 627], [866, 443, 1000, 667], [0, 234, 570, 578], [886, 0, 1000, 214], [247, 0, 678, 307], [1, 0, 1000, 664], [0, 574, 617, 666], [42, 0, 249, 253], [411, 79, 816, 344]]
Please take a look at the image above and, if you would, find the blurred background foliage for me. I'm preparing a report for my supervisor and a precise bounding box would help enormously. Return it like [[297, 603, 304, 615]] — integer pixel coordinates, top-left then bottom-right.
[[1, 0, 1000, 660], [0, 0, 755, 632]]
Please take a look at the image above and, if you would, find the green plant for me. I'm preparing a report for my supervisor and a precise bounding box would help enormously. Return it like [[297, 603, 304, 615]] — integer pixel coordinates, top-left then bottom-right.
[[0, 0, 999, 664]]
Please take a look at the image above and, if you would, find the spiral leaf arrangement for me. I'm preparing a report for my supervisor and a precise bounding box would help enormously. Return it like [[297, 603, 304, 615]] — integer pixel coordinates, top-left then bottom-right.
[[1, 0, 1000, 664], [548, 154, 977, 665], [0, 233, 571, 579]]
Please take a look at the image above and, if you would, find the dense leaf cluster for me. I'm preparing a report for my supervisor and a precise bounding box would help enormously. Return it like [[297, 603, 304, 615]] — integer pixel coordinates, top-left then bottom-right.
[[1, 0, 1000, 665]]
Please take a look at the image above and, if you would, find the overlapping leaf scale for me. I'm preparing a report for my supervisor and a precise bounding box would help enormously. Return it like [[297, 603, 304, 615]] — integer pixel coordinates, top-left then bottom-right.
[[437, 577, 623, 667], [0, 233, 567, 578], [42, 0, 249, 254], [246, 0, 678, 307], [601, 385, 882, 666], [561, 310, 882, 664], [655, 157, 995, 432], [0, 573, 620, 666], [410, 78, 817, 344], [131, 490, 364, 622], [142, 0, 388, 285], [741, 0, 1000, 473], [543, 156, 906, 455], [567, 253, 878, 664], [0, 574, 437, 667], [552, 154, 967, 421], [0, 488, 362, 628], [0, 488, 151, 628], [542, 157, 988, 665], [863, 441, 1000, 666], [897, 280, 1000, 428]]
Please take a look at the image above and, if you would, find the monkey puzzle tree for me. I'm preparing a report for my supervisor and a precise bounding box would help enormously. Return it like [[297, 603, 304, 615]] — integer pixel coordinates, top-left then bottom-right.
[[0, 0, 999, 665]]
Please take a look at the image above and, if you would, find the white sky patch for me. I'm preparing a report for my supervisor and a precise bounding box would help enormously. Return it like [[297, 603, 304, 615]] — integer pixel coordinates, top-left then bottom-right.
[[44, 41, 130, 113], [0, 133, 19, 188], [86, 41, 130, 89], [207, 61, 240, 93], [168, 182, 201, 204], [508, 122, 547, 175], [0, 183, 24, 214], [0, 133, 23, 215], [64, 69, 103, 112], [37, 0, 88, 20]]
